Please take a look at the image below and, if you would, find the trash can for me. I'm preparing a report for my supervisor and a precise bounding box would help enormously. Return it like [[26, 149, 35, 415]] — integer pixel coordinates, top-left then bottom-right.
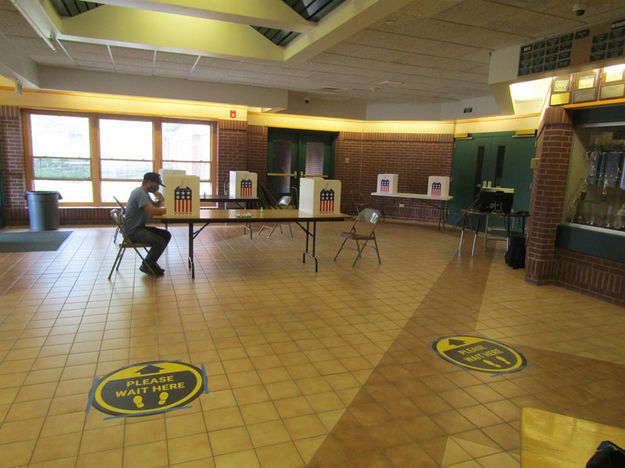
[[25, 191, 62, 231]]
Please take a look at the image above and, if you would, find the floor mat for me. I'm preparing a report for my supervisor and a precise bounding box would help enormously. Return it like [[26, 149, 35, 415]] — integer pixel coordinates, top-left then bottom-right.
[[0, 230, 73, 252]]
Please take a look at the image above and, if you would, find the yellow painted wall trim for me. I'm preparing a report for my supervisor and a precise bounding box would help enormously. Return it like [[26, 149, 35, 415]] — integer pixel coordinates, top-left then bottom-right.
[[563, 97, 625, 109], [0, 87, 247, 121], [1, 84, 543, 132]]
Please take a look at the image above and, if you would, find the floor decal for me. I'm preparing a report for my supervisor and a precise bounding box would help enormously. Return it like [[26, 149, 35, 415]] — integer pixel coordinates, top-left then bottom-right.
[[432, 335, 527, 374], [87, 360, 207, 417]]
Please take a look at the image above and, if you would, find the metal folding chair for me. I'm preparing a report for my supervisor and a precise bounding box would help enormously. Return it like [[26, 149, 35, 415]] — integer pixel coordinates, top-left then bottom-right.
[[334, 208, 381, 267], [258, 195, 293, 237], [108, 209, 156, 279], [112, 196, 126, 243]]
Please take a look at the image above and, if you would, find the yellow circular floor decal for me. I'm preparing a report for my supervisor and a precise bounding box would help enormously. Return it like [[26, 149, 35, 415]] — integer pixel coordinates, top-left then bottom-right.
[[90, 361, 205, 417], [432, 335, 527, 374]]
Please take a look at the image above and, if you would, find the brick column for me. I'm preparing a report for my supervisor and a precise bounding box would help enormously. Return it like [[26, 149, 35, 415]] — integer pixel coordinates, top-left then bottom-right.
[[525, 107, 573, 284], [247, 125, 267, 185], [217, 119, 248, 193], [0, 106, 28, 224]]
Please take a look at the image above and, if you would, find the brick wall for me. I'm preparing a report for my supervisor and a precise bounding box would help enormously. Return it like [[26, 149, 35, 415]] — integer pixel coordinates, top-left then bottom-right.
[[217, 119, 249, 194], [335, 132, 454, 219], [525, 107, 574, 284], [555, 248, 625, 306], [247, 125, 268, 186], [0, 106, 28, 224]]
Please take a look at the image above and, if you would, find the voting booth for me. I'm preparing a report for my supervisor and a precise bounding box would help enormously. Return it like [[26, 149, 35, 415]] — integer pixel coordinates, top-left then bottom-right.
[[377, 174, 398, 193], [300, 178, 342, 215], [159, 169, 185, 188], [164, 174, 200, 217], [229, 171, 258, 198], [427, 176, 450, 197]]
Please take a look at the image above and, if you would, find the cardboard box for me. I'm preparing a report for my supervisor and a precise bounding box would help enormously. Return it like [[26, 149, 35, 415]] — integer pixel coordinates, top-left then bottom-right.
[[427, 176, 450, 197], [164, 174, 200, 217], [229, 171, 257, 198], [377, 174, 398, 193], [300, 178, 342, 215]]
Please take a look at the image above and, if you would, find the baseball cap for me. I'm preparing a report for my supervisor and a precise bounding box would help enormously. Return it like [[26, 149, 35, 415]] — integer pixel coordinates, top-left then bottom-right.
[[143, 172, 165, 186]]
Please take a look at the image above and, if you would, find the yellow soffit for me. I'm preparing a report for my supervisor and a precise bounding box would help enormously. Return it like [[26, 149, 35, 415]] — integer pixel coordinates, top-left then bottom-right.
[[34, 0, 412, 64], [93, 0, 316, 32], [43, 2, 282, 60]]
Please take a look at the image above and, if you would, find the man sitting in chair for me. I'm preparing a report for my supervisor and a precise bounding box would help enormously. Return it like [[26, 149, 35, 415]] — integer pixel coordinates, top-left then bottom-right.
[[123, 172, 171, 276]]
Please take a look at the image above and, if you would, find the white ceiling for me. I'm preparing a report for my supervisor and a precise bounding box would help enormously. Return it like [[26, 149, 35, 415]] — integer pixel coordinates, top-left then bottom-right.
[[1, 0, 625, 119]]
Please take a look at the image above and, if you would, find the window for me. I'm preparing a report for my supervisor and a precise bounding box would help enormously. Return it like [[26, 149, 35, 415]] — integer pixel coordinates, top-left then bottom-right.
[[100, 118, 154, 203], [162, 122, 213, 196], [29, 114, 93, 202], [23, 110, 216, 205]]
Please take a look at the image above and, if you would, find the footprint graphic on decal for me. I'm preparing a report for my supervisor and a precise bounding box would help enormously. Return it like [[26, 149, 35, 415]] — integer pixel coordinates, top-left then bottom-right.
[[159, 392, 169, 405], [133, 395, 144, 408]]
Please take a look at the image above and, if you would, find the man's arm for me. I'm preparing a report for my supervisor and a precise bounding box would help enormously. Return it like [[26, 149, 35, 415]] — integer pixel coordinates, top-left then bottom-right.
[[144, 203, 166, 216], [144, 190, 165, 215], [152, 191, 164, 207]]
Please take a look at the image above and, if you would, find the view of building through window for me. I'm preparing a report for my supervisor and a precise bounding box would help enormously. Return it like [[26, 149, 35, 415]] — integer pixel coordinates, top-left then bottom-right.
[[25, 111, 215, 204], [162, 122, 213, 196]]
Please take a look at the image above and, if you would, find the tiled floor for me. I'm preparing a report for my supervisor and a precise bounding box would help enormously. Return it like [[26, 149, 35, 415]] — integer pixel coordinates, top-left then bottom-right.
[[1, 219, 624, 467]]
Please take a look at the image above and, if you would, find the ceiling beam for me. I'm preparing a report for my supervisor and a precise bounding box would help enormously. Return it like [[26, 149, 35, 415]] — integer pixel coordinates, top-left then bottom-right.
[[90, 0, 316, 33], [10, 0, 57, 49], [0, 36, 40, 88], [284, 0, 415, 63], [37, 65, 288, 108]]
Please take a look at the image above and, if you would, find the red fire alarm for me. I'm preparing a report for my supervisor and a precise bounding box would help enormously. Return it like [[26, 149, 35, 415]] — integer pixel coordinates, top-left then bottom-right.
[[230, 110, 236, 118]]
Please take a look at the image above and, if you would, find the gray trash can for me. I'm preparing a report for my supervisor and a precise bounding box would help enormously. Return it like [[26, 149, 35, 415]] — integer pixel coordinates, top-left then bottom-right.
[[25, 191, 62, 231]]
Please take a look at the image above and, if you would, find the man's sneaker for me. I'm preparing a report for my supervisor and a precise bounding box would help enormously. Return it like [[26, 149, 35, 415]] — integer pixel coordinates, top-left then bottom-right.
[[140, 263, 162, 276], [153, 263, 165, 274]]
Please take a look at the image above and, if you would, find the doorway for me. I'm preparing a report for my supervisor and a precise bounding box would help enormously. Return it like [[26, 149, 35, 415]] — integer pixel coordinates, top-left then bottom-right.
[[447, 131, 536, 226], [266, 129, 337, 204]]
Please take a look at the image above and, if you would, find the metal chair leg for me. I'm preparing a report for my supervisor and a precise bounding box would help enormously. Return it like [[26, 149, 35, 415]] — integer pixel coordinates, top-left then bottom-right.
[[352, 239, 365, 267], [334, 238, 348, 261], [109, 249, 123, 279], [372, 235, 381, 264]]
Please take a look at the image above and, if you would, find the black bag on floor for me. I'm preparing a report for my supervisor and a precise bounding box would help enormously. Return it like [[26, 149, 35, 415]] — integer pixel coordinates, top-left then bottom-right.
[[505, 233, 525, 269], [586, 440, 625, 467]]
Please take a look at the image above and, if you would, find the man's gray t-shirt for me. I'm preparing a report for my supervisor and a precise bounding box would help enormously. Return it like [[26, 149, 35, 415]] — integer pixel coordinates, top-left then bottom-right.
[[123, 187, 154, 235]]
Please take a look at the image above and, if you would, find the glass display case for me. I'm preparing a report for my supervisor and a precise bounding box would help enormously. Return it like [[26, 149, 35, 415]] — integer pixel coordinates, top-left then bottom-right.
[[565, 125, 625, 231]]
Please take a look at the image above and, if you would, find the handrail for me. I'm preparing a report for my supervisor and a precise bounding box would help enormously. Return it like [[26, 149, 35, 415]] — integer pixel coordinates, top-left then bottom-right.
[[267, 171, 296, 177]]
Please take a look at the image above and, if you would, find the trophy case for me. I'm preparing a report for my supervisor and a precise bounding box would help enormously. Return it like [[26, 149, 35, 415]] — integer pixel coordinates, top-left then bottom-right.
[[565, 125, 625, 231]]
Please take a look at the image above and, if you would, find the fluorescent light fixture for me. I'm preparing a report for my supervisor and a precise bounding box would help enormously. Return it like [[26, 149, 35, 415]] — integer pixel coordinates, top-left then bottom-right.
[[509, 77, 552, 101], [509, 77, 552, 114], [603, 63, 625, 82]]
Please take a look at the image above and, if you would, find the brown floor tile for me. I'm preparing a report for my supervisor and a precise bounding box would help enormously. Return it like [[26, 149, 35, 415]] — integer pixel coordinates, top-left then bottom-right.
[[247, 419, 291, 447], [367, 421, 414, 449], [384, 443, 437, 468], [124, 440, 169, 466], [332, 427, 378, 458], [30, 432, 81, 464], [0, 223, 624, 467], [256, 441, 305, 468], [213, 449, 259, 468], [481, 422, 521, 451]]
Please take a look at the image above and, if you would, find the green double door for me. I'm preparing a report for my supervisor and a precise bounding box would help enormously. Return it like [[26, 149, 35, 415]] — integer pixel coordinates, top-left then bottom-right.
[[448, 131, 536, 226], [266, 129, 337, 203]]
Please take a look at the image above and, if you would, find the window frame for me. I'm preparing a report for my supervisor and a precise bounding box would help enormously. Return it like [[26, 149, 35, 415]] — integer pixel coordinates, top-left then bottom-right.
[[22, 109, 217, 206]]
